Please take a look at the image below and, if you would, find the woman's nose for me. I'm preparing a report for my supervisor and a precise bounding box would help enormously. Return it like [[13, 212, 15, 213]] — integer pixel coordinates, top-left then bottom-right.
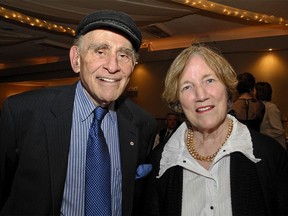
[[195, 85, 208, 101]]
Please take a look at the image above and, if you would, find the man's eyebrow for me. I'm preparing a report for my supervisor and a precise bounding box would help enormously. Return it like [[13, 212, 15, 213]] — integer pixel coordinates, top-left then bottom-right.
[[88, 43, 109, 50], [87, 43, 132, 53], [119, 47, 133, 53]]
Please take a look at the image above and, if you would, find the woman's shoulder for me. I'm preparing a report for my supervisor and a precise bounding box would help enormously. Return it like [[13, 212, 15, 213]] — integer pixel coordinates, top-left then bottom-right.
[[264, 101, 279, 111]]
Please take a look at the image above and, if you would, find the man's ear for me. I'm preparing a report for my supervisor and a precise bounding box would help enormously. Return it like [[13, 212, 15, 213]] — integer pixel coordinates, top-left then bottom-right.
[[70, 46, 80, 73]]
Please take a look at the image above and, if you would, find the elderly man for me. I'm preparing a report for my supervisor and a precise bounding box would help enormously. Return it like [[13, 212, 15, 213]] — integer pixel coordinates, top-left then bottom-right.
[[0, 10, 156, 215]]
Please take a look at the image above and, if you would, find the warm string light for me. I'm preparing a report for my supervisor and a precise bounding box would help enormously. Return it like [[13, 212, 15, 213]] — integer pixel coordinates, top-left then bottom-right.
[[1, 2, 287, 50], [172, 0, 288, 28], [0, 5, 75, 36]]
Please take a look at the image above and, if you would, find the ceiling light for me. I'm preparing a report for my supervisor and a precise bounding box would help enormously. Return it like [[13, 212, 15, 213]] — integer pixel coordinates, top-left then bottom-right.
[[171, 0, 288, 28], [0, 5, 75, 36]]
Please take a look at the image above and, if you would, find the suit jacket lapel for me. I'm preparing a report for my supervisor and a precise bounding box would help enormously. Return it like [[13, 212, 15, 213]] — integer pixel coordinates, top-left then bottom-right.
[[45, 84, 76, 213], [116, 97, 139, 215]]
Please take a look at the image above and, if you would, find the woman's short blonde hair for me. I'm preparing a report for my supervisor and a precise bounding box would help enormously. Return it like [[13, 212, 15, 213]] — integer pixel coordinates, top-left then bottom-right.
[[162, 43, 238, 113]]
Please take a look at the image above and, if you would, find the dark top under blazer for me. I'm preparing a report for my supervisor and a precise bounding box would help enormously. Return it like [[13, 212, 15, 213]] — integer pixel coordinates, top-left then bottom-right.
[[144, 129, 288, 216], [0, 83, 157, 215]]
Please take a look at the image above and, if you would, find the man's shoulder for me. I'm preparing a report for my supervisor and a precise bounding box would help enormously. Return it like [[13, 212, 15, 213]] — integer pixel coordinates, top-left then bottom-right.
[[159, 128, 167, 134], [10, 84, 74, 99], [5, 84, 76, 109], [116, 96, 156, 127]]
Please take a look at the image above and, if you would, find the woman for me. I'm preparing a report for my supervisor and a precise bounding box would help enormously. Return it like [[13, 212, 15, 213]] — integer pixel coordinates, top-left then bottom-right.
[[145, 44, 288, 215], [230, 72, 265, 132], [255, 81, 287, 149]]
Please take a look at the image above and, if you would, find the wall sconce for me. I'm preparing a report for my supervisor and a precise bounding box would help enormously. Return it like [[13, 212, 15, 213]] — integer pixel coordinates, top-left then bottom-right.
[[126, 86, 138, 97]]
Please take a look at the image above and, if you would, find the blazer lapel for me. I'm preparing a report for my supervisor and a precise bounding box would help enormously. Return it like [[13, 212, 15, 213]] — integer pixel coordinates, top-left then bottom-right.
[[45, 84, 76, 213], [116, 98, 139, 215]]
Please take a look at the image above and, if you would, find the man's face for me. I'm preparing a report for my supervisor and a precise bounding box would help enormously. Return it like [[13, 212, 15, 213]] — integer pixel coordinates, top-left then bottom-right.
[[166, 114, 178, 130], [70, 29, 136, 106]]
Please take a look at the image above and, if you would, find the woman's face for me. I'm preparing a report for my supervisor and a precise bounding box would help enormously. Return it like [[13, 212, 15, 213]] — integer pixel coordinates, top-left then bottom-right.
[[178, 55, 228, 132]]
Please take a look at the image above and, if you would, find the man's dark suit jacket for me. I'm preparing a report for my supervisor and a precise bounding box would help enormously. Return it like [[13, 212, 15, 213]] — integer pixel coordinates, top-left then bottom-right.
[[0, 83, 157, 215], [158, 128, 176, 145]]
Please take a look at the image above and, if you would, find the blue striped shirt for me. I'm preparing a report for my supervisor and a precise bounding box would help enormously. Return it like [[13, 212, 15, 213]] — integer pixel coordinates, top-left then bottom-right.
[[60, 81, 122, 216]]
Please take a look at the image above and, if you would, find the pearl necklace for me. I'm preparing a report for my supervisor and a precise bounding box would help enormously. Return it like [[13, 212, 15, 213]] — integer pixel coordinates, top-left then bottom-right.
[[186, 119, 233, 162]]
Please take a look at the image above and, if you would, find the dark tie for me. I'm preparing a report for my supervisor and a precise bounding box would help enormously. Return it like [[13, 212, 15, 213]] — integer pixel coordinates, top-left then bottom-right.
[[85, 106, 111, 216], [164, 130, 171, 142]]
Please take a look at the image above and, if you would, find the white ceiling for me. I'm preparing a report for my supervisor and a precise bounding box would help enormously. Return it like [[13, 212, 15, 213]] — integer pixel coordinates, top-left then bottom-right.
[[0, 0, 288, 81]]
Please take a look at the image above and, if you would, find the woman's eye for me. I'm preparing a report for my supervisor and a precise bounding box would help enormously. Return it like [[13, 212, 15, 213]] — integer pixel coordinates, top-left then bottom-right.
[[206, 78, 215, 84], [182, 85, 191, 91]]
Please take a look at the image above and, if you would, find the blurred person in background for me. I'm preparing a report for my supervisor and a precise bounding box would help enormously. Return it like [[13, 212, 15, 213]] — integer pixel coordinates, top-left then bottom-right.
[[255, 81, 286, 149], [230, 72, 265, 132], [153, 112, 179, 149]]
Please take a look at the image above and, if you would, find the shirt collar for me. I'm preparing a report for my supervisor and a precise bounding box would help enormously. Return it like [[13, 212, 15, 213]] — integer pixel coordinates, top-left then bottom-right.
[[75, 81, 116, 123], [220, 115, 261, 163], [158, 114, 261, 178]]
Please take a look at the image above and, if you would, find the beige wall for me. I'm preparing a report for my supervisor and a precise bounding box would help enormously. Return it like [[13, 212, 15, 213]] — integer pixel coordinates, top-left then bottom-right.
[[1, 49, 288, 123], [127, 60, 171, 118], [225, 50, 288, 120]]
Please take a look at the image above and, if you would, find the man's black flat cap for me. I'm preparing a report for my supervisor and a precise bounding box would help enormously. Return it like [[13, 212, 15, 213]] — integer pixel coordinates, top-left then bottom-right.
[[76, 10, 142, 51]]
